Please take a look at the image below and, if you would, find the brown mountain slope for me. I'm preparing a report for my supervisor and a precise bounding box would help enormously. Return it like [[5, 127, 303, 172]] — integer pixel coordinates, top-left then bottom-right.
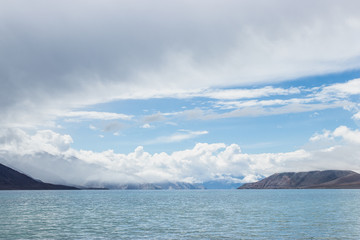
[[0, 163, 78, 190], [306, 172, 360, 189], [238, 170, 360, 189]]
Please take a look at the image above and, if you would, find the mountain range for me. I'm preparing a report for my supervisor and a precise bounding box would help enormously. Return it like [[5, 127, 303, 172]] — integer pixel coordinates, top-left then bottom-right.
[[100, 182, 204, 190], [3, 162, 360, 190], [238, 170, 360, 189]]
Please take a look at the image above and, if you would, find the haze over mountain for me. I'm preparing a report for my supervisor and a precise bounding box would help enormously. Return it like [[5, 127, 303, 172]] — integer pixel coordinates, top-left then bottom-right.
[[100, 182, 204, 190], [238, 170, 360, 189], [0, 163, 77, 190], [0, 162, 205, 190]]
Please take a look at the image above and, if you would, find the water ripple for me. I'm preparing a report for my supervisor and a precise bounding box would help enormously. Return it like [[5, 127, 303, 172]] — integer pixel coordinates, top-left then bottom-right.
[[1, 189, 360, 239]]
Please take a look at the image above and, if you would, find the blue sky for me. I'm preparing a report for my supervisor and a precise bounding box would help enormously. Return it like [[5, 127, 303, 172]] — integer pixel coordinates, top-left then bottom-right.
[[58, 70, 360, 155], [1, 0, 360, 187]]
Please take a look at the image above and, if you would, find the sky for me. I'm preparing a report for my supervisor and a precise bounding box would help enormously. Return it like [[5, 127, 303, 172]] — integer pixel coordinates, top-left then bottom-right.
[[1, 0, 360, 187]]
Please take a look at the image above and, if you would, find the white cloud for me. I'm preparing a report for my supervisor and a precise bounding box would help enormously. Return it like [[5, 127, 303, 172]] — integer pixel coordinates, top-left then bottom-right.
[[310, 130, 333, 142], [0, 128, 73, 155], [1, 126, 360, 187], [64, 111, 132, 121], [1, 1, 360, 128], [141, 123, 152, 129], [178, 101, 344, 120], [89, 124, 97, 130], [170, 78, 360, 119], [310, 126, 360, 145], [322, 78, 360, 97], [120, 78, 358, 125], [199, 86, 301, 100], [353, 112, 360, 120], [333, 126, 360, 145], [148, 130, 209, 144]]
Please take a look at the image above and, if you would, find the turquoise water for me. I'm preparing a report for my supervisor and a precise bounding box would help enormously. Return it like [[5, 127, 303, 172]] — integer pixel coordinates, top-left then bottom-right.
[[1, 190, 360, 239]]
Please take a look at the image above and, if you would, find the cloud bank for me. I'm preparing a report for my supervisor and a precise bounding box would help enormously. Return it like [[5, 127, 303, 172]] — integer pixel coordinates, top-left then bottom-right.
[[1, 126, 359, 187]]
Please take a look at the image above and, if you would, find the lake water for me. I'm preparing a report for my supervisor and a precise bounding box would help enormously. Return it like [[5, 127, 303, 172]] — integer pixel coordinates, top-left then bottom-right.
[[1, 189, 360, 239]]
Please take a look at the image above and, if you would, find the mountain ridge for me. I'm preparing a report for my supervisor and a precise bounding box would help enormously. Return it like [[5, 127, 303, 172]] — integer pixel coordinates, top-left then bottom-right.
[[238, 170, 360, 189], [0, 163, 78, 190]]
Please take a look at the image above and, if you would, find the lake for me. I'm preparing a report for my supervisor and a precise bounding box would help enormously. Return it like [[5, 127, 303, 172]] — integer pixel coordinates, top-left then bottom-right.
[[1, 189, 360, 239]]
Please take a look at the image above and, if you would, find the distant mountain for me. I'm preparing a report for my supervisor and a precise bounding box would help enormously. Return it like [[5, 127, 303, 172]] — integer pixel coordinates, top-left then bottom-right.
[[95, 182, 205, 190], [202, 179, 243, 189], [0, 163, 78, 190], [238, 170, 360, 189]]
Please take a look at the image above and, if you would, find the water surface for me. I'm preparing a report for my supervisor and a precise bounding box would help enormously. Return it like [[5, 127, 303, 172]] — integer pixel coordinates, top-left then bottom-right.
[[1, 189, 360, 239]]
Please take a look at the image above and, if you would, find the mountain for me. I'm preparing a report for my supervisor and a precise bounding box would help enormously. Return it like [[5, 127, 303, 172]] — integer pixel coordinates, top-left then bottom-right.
[[238, 170, 360, 189], [0, 163, 78, 190], [91, 182, 205, 190], [202, 180, 243, 189]]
